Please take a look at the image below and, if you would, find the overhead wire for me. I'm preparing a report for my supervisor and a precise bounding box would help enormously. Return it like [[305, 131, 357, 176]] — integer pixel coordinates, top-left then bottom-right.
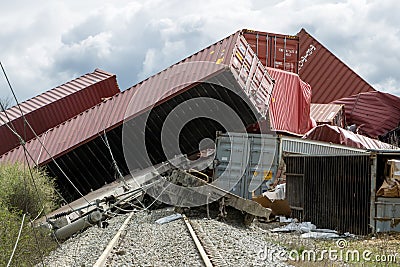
[[0, 61, 91, 205], [0, 62, 89, 265], [0, 63, 182, 266], [0, 63, 56, 265], [95, 89, 148, 209], [0, 115, 78, 214], [0, 100, 49, 265], [100, 130, 129, 187], [0, 90, 79, 216], [6, 213, 26, 267], [19, 118, 90, 204], [29, 219, 45, 267], [100, 130, 147, 209], [1, 61, 185, 260]]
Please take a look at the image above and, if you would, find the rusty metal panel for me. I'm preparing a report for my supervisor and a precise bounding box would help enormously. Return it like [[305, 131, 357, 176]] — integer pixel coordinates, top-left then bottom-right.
[[243, 29, 299, 73], [310, 103, 346, 127], [0, 69, 120, 156], [298, 28, 375, 103], [332, 91, 400, 138], [285, 154, 372, 235]]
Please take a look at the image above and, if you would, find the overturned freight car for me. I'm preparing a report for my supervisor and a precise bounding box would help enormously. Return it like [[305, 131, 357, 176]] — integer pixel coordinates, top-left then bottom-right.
[[0, 69, 120, 156], [0, 30, 275, 201]]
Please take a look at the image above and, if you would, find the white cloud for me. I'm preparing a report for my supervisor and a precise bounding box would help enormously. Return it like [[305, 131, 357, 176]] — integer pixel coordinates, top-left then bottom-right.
[[373, 78, 400, 96], [0, 0, 399, 103]]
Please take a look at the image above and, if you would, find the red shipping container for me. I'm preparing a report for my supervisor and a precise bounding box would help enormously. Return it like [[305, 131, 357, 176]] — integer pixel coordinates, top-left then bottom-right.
[[0, 31, 275, 166], [268, 67, 312, 135], [0, 69, 119, 156], [297, 28, 375, 103], [303, 124, 398, 150], [332, 91, 400, 138], [243, 29, 299, 74]]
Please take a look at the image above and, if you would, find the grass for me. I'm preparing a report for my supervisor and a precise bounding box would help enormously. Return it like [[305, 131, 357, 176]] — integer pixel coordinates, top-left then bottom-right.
[[264, 230, 400, 266]]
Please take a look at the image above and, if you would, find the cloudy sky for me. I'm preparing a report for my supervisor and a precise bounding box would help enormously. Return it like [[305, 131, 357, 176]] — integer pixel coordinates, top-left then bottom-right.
[[0, 0, 399, 104]]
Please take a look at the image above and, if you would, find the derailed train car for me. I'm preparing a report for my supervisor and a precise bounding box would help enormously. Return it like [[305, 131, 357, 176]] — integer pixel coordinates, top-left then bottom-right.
[[0, 30, 275, 201]]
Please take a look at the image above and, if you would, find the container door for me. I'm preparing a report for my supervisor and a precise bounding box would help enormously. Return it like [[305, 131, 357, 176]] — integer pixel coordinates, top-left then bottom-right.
[[243, 31, 299, 74], [214, 132, 278, 199], [213, 133, 251, 197]]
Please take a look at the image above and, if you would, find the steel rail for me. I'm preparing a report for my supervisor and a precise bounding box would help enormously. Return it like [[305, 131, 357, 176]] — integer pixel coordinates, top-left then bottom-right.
[[182, 214, 213, 267]]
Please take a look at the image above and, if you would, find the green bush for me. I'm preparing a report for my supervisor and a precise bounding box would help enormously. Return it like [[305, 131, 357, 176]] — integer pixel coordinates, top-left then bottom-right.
[[0, 163, 59, 266], [0, 163, 58, 217], [0, 202, 58, 266]]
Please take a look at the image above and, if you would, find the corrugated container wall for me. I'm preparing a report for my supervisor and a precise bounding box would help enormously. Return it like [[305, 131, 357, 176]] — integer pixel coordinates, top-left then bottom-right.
[[213, 132, 368, 200], [213, 132, 279, 199], [303, 124, 399, 150], [297, 29, 375, 103], [0, 31, 275, 200], [280, 136, 368, 156], [285, 154, 373, 235], [267, 67, 312, 135], [0, 69, 120, 156], [332, 91, 400, 138], [0, 31, 274, 167], [243, 30, 299, 74], [375, 197, 400, 232], [310, 103, 346, 128]]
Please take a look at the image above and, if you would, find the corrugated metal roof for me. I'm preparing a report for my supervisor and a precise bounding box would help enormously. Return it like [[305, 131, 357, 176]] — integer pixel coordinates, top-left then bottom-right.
[[298, 28, 375, 103], [332, 91, 400, 138], [0, 69, 120, 155], [310, 103, 345, 127], [281, 135, 368, 155], [303, 124, 399, 150], [0, 30, 275, 167], [268, 67, 312, 135]]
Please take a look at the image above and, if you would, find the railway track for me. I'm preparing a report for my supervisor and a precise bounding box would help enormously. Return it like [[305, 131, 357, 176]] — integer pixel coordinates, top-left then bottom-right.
[[93, 210, 231, 267], [90, 209, 207, 266], [182, 215, 230, 267], [39, 208, 289, 266]]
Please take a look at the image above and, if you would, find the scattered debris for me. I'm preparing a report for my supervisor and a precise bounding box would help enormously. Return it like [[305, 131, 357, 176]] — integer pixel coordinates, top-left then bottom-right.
[[145, 169, 273, 225], [301, 231, 355, 239], [271, 221, 316, 233], [54, 210, 102, 240], [252, 194, 291, 217], [300, 232, 340, 239], [155, 214, 183, 224]]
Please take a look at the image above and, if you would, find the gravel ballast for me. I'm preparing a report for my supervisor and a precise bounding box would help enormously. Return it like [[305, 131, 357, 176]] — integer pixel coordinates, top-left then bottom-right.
[[37, 213, 130, 267], [38, 208, 289, 266]]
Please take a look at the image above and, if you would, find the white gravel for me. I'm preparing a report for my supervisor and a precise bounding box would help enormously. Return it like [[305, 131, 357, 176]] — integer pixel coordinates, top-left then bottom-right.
[[106, 208, 203, 266], [37, 213, 130, 267], [38, 208, 290, 266], [190, 218, 288, 267]]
